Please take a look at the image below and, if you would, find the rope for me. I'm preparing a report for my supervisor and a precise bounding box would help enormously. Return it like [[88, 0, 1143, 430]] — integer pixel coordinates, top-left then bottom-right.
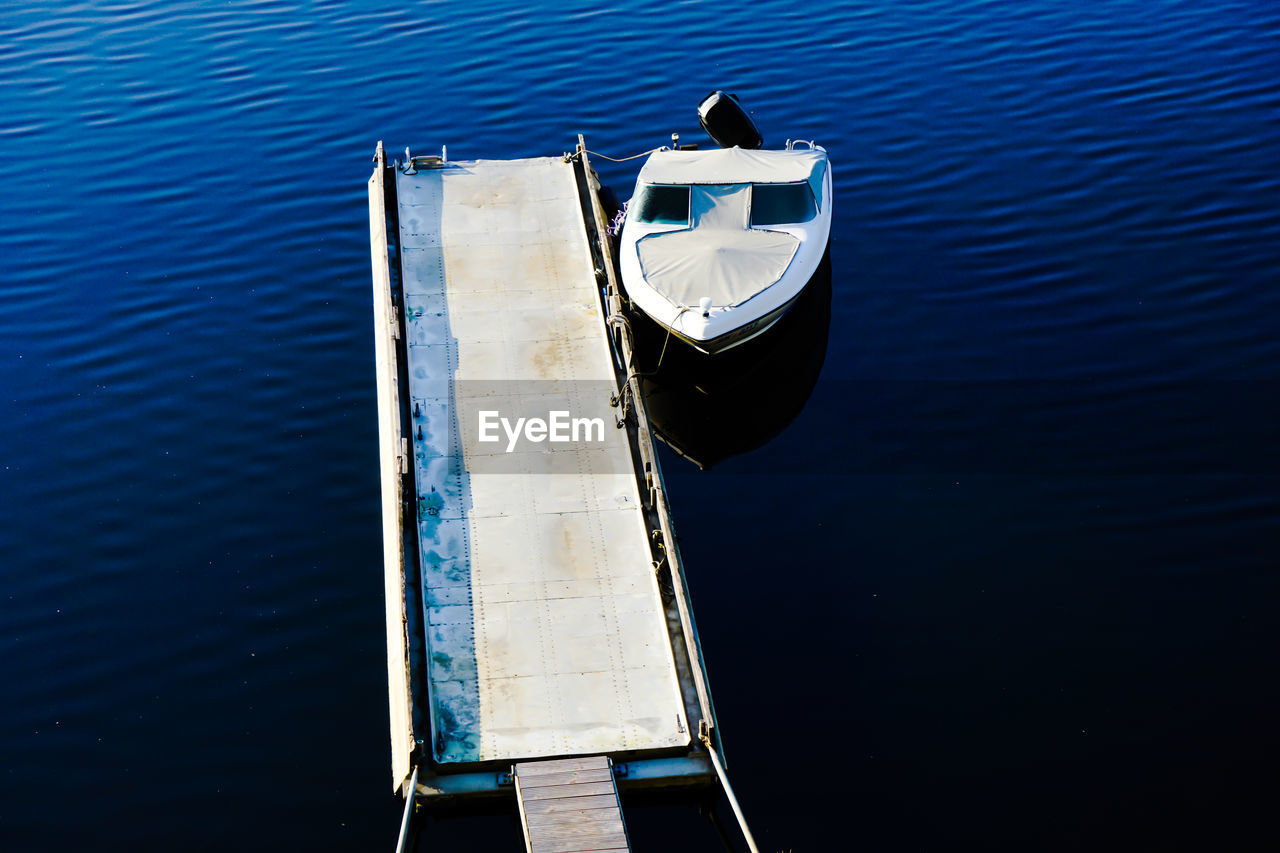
[[583, 146, 666, 163], [606, 200, 629, 238], [625, 304, 690, 382]]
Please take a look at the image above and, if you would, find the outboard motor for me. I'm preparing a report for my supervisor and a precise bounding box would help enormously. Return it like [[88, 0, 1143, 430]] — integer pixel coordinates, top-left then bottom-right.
[[697, 91, 763, 150]]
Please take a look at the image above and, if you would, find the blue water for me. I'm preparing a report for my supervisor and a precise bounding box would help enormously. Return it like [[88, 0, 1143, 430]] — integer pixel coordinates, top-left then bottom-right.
[[2, 1, 1278, 849]]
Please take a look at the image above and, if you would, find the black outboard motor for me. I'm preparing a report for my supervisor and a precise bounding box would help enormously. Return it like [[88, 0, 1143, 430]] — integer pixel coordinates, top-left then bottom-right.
[[697, 91, 763, 150]]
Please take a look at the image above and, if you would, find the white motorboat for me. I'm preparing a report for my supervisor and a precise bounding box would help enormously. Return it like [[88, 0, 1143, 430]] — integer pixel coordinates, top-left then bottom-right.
[[618, 93, 832, 354]]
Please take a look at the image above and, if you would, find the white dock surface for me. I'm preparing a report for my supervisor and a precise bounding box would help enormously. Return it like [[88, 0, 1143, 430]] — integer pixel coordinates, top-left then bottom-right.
[[396, 157, 689, 764]]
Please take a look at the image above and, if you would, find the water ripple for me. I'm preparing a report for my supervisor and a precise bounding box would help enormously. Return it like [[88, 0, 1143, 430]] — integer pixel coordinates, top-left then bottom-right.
[[2, 0, 1279, 846]]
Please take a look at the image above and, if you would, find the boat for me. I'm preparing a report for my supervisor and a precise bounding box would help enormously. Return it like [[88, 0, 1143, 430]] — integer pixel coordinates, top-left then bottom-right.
[[618, 91, 832, 355]]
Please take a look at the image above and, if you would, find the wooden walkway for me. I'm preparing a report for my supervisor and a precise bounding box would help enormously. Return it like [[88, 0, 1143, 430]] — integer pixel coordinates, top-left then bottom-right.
[[515, 756, 630, 853]]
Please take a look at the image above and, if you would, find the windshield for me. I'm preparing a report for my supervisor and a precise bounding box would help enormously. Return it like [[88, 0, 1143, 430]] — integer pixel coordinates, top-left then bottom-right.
[[750, 182, 816, 226], [632, 184, 690, 225]]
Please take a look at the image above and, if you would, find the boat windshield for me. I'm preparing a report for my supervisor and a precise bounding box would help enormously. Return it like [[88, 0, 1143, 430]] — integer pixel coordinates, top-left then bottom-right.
[[632, 184, 690, 225], [750, 182, 816, 226]]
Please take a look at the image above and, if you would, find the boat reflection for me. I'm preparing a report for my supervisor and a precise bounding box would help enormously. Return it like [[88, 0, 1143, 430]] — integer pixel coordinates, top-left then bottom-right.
[[632, 247, 832, 469]]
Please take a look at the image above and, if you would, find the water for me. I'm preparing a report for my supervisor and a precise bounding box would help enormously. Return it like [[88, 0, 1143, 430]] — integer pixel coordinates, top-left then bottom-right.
[[2, 0, 1278, 848]]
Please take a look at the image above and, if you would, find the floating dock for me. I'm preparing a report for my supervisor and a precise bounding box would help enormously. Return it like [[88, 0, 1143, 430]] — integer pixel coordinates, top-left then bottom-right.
[[370, 138, 751, 851]]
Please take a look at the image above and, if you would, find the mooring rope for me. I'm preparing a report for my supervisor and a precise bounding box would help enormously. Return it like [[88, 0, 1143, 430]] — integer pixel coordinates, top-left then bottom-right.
[[606, 200, 629, 238], [623, 303, 690, 385], [582, 146, 665, 163]]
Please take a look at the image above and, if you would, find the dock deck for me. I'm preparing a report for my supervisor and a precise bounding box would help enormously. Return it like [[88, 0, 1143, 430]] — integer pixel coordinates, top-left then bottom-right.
[[370, 139, 744, 850], [395, 153, 688, 764]]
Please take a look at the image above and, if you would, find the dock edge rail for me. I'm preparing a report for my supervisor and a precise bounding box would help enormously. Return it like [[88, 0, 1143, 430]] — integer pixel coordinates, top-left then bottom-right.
[[370, 140, 416, 794]]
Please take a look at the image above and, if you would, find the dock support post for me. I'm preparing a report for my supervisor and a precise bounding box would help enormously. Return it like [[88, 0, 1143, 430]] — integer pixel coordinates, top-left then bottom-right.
[[395, 766, 418, 853], [703, 737, 760, 853]]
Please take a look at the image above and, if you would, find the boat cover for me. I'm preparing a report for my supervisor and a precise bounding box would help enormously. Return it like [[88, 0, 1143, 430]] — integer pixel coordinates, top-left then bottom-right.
[[632, 148, 826, 308], [636, 180, 802, 308], [637, 147, 827, 208], [637, 225, 798, 309]]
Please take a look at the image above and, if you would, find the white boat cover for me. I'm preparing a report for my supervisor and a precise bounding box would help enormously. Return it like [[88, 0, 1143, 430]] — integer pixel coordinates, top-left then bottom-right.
[[637, 146, 827, 206], [631, 148, 826, 308], [637, 227, 798, 308]]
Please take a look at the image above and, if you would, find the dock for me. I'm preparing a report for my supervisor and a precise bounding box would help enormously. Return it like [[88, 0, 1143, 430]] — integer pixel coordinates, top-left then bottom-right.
[[369, 137, 755, 851]]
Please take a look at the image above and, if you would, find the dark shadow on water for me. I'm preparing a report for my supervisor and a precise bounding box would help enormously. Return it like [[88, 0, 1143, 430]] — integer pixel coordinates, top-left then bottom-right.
[[635, 246, 832, 470]]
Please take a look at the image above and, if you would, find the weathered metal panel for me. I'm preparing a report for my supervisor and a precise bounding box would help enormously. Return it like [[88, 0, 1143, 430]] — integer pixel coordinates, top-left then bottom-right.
[[369, 142, 415, 792], [395, 157, 688, 765]]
